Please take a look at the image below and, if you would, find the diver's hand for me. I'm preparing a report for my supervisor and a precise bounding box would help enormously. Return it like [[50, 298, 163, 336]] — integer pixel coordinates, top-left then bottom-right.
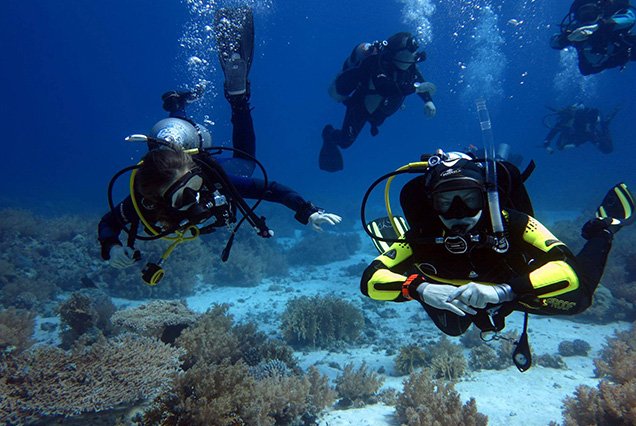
[[448, 283, 515, 309], [109, 245, 138, 269], [568, 24, 599, 42], [308, 211, 342, 232], [545, 146, 554, 154], [424, 101, 437, 117], [417, 283, 475, 316]]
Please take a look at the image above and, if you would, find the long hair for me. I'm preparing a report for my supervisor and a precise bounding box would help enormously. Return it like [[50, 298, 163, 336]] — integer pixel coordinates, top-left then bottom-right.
[[136, 149, 195, 204]]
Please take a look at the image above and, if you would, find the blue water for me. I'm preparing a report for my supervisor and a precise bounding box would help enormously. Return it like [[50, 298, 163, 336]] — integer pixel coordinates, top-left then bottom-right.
[[1, 0, 635, 219]]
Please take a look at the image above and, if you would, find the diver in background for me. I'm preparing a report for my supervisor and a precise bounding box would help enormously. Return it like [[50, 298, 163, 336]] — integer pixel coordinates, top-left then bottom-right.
[[361, 151, 634, 369], [550, 0, 636, 75], [99, 7, 341, 272], [319, 32, 437, 172], [543, 103, 616, 154]]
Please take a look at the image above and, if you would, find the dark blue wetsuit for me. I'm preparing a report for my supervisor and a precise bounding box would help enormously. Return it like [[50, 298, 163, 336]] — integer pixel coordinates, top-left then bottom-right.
[[551, 4, 636, 75], [98, 96, 319, 260]]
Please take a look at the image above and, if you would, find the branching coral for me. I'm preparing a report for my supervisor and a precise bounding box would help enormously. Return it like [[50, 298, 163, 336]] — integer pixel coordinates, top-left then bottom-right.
[[59, 289, 116, 348], [396, 369, 488, 426], [394, 344, 431, 375], [0, 307, 35, 355], [111, 299, 199, 343], [335, 362, 384, 408], [0, 334, 184, 425], [561, 322, 636, 425], [142, 305, 335, 425], [280, 295, 364, 349]]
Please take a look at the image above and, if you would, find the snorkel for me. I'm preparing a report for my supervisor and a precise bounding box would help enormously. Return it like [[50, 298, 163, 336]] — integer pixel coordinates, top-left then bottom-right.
[[476, 99, 508, 253]]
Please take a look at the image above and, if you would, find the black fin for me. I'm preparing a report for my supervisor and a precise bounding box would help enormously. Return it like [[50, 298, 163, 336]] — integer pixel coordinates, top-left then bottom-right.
[[214, 7, 254, 96], [596, 182, 635, 226]]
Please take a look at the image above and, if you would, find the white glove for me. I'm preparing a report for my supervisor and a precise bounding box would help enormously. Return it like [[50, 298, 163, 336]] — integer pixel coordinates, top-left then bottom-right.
[[424, 101, 437, 117], [109, 245, 137, 269], [567, 24, 599, 42], [308, 211, 342, 232], [417, 283, 475, 316], [448, 282, 515, 309]]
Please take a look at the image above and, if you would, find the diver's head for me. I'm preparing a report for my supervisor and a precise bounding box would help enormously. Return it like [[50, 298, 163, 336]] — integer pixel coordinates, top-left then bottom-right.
[[384, 32, 425, 70], [136, 149, 232, 228], [150, 118, 212, 150], [573, 0, 603, 24], [425, 158, 486, 234]]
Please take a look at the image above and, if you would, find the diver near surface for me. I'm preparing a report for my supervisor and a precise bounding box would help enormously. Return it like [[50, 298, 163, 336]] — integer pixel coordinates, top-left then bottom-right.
[[319, 32, 437, 172], [550, 0, 636, 75], [98, 7, 341, 279], [543, 103, 617, 154], [360, 150, 634, 370]]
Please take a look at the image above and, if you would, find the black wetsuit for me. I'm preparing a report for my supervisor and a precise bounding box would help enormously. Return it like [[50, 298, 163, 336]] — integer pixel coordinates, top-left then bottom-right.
[[360, 175, 613, 336], [98, 96, 319, 260], [544, 106, 613, 153], [551, 4, 636, 75], [324, 54, 434, 148]]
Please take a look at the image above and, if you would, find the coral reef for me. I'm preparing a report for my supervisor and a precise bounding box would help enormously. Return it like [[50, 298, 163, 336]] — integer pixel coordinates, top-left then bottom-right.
[[334, 362, 384, 408], [280, 295, 364, 349], [558, 339, 592, 357], [468, 344, 501, 370], [535, 353, 567, 369], [111, 299, 199, 344], [395, 369, 488, 426], [0, 308, 35, 355], [211, 230, 289, 287], [59, 289, 116, 349], [428, 336, 467, 380], [286, 231, 361, 266], [0, 334, 184, 425], [394, 344, 431, 375], [561, 322, 636, 425], [141, 304, 335, 425]]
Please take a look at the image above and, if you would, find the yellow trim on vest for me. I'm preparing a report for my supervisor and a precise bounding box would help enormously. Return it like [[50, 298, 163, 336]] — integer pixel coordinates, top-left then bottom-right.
[[523, 215, 565, 253], [529, 260, 579, 297], [377, 241, 413, 268]]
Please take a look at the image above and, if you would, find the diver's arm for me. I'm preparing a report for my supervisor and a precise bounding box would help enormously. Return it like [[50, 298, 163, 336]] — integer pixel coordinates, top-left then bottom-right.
[[413, 69, 433, 103], [603, 7, 636, 31], [230, 176, 319, 224], [97, 197, 138, 260], [505, 211, 585, 312], [360, 242, 421, 302]]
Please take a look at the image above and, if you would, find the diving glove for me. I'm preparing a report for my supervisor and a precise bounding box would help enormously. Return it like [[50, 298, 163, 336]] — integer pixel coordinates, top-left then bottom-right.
[[448, 283, 515, 310], [424, 101, 437, 117], [308, 211, 343, 232], [417, 283, 474, 316], [568, 24, 599, 42], [109, 245, 138, 269]]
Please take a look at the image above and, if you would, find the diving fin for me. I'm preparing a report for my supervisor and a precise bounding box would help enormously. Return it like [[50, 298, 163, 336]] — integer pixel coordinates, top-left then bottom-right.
[[366, 216, 410, 254], [595, 182, 635, 232], [319, 125, 344, 172], [214, 6, 254, 96], [319, 139, 343, 172]]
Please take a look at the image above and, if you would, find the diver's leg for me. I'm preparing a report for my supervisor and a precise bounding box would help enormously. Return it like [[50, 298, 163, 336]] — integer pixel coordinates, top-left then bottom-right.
[[228, 95, 255, 160], [215, 6, 254, 97], [328, 101, 367, 149]]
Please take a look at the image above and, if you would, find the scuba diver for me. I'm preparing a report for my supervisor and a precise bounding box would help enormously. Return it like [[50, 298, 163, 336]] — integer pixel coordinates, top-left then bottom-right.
[[319, 32, 437, 172], [98, 7, 341, 282], [550, 0, 636, 75], [360, 149, 634, 371], [543, 103, 617, 154]]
